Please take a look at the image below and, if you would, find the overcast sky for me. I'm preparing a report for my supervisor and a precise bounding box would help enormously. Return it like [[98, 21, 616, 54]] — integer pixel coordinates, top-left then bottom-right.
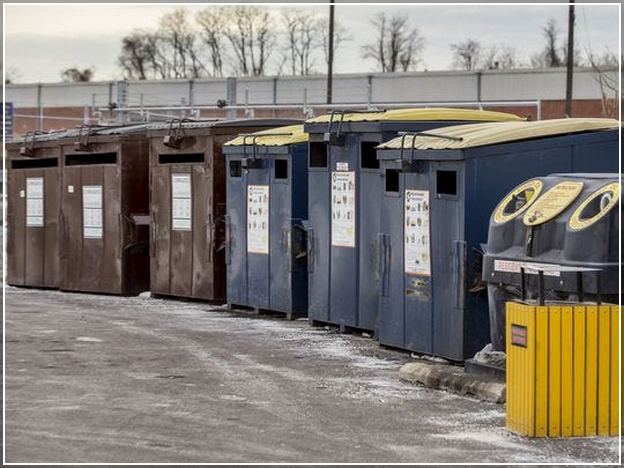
[[3, 3, 620, 83]]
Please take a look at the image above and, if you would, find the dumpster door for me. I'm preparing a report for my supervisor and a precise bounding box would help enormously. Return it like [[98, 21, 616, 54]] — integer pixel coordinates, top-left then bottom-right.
[[191, 163, 214, 299], [169, 169, 193, 297], [61, 166, 82, 290], [269, 157, 292, 313], [150, 162, 171, 295], [403, 170, 434, 353], [246, 162, 270, 309], [329, 137, 358, 327], [226, 157, 248, 306], [307, 143, 331, 322], [24, 173, 45, 287], [429, 162, 464, 359], [43, 168, 60, 287], [7, 169, 25, 286]]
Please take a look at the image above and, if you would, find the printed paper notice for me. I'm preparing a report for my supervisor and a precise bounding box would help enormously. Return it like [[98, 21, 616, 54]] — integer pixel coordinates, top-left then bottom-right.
[[26, 177, 44, 227], [83, 185, 103, 239], [331, 171, 355, 247], [172, 173, 192, 231], [404, 190, 430, 276], [247, 185, 269, 254]]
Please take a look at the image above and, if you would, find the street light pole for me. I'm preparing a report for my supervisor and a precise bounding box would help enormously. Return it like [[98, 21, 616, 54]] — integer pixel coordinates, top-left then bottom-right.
[[326, 0, 335, 104], [565, 0, 575, 117]]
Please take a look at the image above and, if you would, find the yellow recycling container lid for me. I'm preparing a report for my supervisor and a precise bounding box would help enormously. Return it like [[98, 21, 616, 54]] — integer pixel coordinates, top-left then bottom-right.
[[225, 124, 308, 147], [378, 118, 620, 151], [306, 107, 524, 124]]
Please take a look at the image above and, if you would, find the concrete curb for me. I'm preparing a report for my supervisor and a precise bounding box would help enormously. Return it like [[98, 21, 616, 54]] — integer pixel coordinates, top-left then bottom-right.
[[399, 361, 506, 404]]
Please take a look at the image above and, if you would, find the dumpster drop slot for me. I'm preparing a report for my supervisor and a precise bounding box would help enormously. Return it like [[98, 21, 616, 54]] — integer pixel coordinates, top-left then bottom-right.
[[229, 160, 242, 178], [66, 152, 117, 166], [159, 153, 204, 164], [309, 142, 328, 168], [361, 142, 380, 169], [11, 158, 58, 169], [436, 170, 457, 196], [385, 169, 400, 193], [275, 160, 288, 179]]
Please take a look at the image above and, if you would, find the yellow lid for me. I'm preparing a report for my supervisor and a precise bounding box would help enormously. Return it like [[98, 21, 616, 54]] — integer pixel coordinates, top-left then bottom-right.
[[522, 181, 584, 226], [378, 118, 619, 150], [493, 179, 544, 224], [568, 182, 620, 230], [306, 107, 523, 124], [225, 124, 308, 147]]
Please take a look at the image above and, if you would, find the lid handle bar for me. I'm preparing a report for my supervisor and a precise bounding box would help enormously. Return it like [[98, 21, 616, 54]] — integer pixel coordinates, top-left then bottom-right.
[[20, 130, 48, 157], [397, 131, 464, 162], [74, 124, 100, 151], [163, 118, 193, 148], [325, 108, 386, 139]]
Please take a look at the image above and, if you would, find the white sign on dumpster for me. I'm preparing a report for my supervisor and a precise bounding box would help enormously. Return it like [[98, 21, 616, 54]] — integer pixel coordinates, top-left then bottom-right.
[[404, 189, 430, 276], [331, 171, 355, 247], [171, 173, 192, 231], [83, 185, 103, 239], [26, 177, 44, 227], [247, 184, 269, 254]]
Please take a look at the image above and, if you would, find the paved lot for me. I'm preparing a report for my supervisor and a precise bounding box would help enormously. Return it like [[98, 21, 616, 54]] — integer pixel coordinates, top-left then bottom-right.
[[4, 287, 620, 463]]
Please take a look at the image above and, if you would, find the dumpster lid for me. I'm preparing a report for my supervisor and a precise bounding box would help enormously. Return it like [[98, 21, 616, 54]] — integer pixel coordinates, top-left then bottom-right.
[[305, 107, 524, 124], [147, 118, 301, 131], [224, 125, 308, 147], [377, 118, 619, 151]]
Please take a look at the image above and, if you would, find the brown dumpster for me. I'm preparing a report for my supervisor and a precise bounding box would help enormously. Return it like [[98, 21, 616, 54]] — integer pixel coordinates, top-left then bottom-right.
[[6, 131, 65, 288], [147, 118, 300, 301], [58, 124, 150, 295]]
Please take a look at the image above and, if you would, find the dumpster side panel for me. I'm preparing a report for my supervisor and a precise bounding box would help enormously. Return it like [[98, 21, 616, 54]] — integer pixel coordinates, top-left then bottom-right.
[[571, 135, 619, 173], [7, 168, 25, 286], [246, 164, 270, 309], [307, 152, 330, 322], [121, 139, 150, 295], [79, 167, 106, 293], [226, 155, 248, 307], [211, 137, 227, 303], [329, 137, 358, 327], [102, 164, 123, 293], [290, 145, 309, 315], [270, 156, 292, 313], [43, 168, 60, 287]]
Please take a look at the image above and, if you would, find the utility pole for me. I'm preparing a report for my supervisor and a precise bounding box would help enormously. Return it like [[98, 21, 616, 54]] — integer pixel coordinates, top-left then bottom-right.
[[326, 0, 335, 104], [565, 0, 575, 117]]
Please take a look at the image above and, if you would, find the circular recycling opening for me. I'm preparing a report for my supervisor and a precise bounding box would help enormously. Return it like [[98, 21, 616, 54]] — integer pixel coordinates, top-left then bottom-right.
[[568, 182, 620, 230], [493, 179, 543, 224]]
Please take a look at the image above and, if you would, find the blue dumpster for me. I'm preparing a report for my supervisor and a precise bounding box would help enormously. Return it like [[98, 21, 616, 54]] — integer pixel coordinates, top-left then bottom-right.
[[375, 118, 619, 360], [303, 108, 523, 333], [223, 125, 309, 319]]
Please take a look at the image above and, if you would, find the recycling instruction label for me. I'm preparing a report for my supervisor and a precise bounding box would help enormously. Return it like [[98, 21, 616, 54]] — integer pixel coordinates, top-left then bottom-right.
[[26, 177, 44, 227], [247, 185, 269, 254], [404, 190, 430, 276], [172, 173, 192, 231], [331, 171, 355, 248], [83, 185, 103, 239]]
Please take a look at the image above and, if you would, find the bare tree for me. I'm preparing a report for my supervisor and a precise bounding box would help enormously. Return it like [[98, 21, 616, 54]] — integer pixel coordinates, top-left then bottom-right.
[[159, 8, 205, 79], [223, 6, 277, 76], [481, 44, 521, 70], [119, 31, 151, 80], [361, 12, 425, 72], [196, 7, 227, 77], [587, 49, 621, 118], [450, 39, 482, 70], [318, 17, 351, 66], [531, 18, 563, 68], [282, 9, 319, 75], [61, 67, 94, 82]]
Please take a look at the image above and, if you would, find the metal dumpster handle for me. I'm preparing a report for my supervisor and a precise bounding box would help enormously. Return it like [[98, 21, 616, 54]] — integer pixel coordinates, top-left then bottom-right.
[[58, 212, 66, 259], [150, 211, 157, 258], [454, 240, 467, 309], [306, 227, 315, 273], [224, 215, 231, 265], [205, 214, 213, 263], [282, 226, 293, 272], [380, 234, 391, 297]]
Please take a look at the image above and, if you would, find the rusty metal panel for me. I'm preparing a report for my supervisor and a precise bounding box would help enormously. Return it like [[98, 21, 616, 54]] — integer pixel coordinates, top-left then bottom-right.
[[60, 166, 82, 291], [6, 140, 61, 289], [149, 152, 171, 295]]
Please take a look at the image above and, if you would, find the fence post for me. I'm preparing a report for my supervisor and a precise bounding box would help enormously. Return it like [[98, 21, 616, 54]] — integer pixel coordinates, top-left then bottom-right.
[[367, 75, 373, 109], [226, 77, 237, 120], [36, 83, 43, 131]]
